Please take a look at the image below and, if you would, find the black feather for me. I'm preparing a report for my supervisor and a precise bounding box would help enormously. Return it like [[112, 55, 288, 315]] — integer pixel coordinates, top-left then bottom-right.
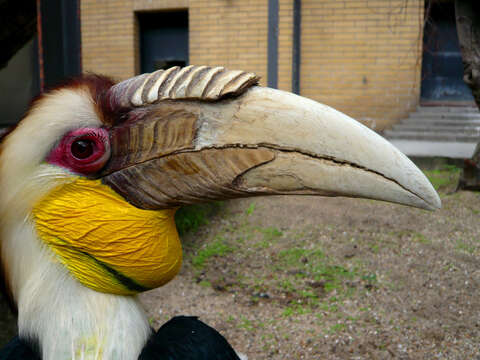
[[0, 337, 40, 360], [139, 316, 241, 360]]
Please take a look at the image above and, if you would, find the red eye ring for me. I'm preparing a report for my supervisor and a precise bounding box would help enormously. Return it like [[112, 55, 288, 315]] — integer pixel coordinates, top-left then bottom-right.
[[47, 128, 111, 175], [66, 132, 106, 163]]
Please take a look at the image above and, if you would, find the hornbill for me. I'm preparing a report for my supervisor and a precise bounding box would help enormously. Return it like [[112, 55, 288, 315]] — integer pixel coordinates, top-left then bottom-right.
[[0, 65, 440, 360]]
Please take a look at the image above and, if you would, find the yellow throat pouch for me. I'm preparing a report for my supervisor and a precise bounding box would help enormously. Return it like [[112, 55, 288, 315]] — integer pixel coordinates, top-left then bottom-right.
[[33, 178, 182, 295]]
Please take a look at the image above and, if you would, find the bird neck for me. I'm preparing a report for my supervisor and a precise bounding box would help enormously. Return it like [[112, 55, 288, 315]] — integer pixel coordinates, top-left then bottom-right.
[[18, 260, 152, 360], [4, 218, 152, 360]]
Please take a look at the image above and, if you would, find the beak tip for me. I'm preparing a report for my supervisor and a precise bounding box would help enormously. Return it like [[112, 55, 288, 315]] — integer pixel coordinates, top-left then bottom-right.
[[416, 183, 442, 211], [428, 192, 442, 211]]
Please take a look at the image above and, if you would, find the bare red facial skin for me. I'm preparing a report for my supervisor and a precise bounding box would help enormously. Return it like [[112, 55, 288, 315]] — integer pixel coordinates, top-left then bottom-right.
[[47, 128, 111, 175]]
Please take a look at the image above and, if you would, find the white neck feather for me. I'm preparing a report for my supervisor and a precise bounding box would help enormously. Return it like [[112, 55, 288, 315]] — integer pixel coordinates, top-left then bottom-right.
[[19, 273, 151, 360], [3, 209, 151, 360]]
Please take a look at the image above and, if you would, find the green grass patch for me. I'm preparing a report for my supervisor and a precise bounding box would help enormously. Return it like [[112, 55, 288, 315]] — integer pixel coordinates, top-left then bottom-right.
[[276, 246, 362, 302], [175, 202, 222, 236], [278, 247, 324, 266], [260, 227, 283, 240], [370, 243, 380, 253], [329, 323, 346, 333], [198, 280, 211, 288], [412, 232, 431, 244], [279, 279, 296, 292], [423, 164, 461, 192], [192, 237, 234, 268], [282, 304, 311, 317], [312, 264, 356, 292], [238, 316, 256, 331], [318, 302, 339, 313], [361, 273, 377, 282], [455, 240, 476, 254], [254, 227, 283, 248], [245, 202, 256, 216], [389, 230, 430, 244]]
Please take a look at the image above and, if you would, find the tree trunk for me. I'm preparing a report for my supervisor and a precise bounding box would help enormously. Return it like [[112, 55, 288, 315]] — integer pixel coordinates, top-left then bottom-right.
[[455, 0, 480, 108], [455, 0, 480, 190]]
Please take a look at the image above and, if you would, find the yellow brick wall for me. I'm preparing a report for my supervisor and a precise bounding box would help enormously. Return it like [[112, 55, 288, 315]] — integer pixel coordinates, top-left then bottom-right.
[[300, 0, 424, 130], [81, 0, 424, 130], [81, 0, 269, 84], [189, 0, 268, 86], [81, 0, 189, 80]]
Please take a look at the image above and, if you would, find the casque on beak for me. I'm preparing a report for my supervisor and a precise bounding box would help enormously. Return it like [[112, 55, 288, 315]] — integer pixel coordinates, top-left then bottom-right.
[[99, 65, 441, 211]]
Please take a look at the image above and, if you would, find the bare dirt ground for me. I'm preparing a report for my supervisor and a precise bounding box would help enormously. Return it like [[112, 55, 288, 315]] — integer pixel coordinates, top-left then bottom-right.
[[140, 175, 480, 359]]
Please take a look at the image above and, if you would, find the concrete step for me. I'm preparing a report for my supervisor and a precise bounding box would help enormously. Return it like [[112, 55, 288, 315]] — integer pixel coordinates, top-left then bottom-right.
[[391, 124, 480, 132], [384, 130, 480, 142], [402, 118, 480, 126], [417, 106, 479, 114], [384, 106, 480, 158], [408, 113, 480, 120], [389, 139, 477, 158]]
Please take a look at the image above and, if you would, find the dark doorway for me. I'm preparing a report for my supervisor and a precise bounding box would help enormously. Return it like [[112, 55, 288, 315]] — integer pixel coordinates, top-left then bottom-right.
[[421, 1, 474, 104], [138, 10, 189, 74], [40, 0, 82, 89]]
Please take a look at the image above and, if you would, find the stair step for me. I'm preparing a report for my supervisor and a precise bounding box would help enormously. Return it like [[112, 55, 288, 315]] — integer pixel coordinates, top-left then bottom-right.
[[388, 139, 477, 158], [402, 119, 480, 126], [392, 124, 480, 132], [384, 107, 480, 158], [417, 106, 479, 114], [384, 130, 480, 142], [408, 113, 480, 120]]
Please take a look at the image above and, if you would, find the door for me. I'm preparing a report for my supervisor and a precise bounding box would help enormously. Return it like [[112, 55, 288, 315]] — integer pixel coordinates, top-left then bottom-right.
[[138, 10, 188, 73], [421, 1, 474, 103]]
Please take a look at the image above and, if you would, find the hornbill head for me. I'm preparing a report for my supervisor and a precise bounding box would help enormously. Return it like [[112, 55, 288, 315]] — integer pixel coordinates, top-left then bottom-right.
[[0, 65, 440, 301]]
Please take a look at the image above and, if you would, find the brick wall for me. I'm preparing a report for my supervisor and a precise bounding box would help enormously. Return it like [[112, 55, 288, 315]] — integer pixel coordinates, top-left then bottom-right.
[[189, 0, 268, 85], [300, 0, 424, 130], [81, 0, 189, 80], [80, 0, 425, 130], [81, 0, 269, 84]]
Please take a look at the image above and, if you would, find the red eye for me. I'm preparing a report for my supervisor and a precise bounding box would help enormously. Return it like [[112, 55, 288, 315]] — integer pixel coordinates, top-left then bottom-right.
[[47, 128, 111, 175]]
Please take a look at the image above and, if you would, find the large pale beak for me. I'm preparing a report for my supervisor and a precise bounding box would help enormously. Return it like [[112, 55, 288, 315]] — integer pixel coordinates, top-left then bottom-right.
[[100, 66, 441, 211]]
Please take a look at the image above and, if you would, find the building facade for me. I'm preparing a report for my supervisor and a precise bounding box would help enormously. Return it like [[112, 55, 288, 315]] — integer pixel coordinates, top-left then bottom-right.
[[80, 0, 454, 131]]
